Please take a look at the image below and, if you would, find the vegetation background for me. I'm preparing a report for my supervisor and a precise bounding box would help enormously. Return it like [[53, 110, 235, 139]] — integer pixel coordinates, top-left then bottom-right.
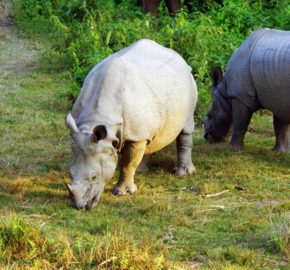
[[13, 0, 290, 120], [0, 0, 289, 269]]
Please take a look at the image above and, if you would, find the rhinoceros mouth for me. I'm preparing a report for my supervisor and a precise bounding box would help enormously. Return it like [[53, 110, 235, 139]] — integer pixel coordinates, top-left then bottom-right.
[[85, 193, 99, 210], [204, 132, 210, 141], [204, 132, 225, 143], [204, 132, 216, 143], [66, 183, 99, 210], [67, 194, 99, 210]]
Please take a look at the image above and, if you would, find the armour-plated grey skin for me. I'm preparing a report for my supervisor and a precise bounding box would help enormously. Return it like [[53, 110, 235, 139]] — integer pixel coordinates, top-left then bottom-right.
[[66, 39, 198, 210], [204, 28, 290, 152]]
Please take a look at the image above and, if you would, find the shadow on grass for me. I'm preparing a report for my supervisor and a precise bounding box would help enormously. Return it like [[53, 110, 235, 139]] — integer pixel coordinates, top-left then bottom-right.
[[193, 137, 290, 171], [241, 146, 290, 170], [0, 174, 68, 207]]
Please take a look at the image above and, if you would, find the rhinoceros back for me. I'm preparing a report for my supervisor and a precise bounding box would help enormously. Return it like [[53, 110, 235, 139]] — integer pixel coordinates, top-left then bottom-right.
[[117, 39, 196, 153], [250, 29, 290, 122], [225, 28, 269, 110], [71, 39, 197, 154]]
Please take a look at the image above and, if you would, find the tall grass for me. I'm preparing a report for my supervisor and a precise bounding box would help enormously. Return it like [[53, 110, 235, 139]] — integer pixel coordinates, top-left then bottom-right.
[[0, 215, 180, 269], [13, 0, 290, 122]]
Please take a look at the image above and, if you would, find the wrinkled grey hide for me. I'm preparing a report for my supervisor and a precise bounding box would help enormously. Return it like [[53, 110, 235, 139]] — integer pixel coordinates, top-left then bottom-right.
[[66, 39, 198, 210], [204, 28, 290, 152]]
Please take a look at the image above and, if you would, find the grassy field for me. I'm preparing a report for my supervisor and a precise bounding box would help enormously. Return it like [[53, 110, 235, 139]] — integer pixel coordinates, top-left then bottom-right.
[[1, 38, 289, 270], [1, 7, 290, 270]]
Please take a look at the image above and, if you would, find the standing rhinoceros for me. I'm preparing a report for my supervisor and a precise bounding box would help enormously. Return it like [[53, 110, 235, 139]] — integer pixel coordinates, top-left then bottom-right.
[[204, 28, 290, 152], [65, 39, 198, 210]]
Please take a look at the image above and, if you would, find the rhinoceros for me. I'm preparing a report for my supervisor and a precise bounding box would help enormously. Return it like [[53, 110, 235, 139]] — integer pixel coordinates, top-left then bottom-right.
[[65, 39, 198, 210], [204, 28, 290, 152]]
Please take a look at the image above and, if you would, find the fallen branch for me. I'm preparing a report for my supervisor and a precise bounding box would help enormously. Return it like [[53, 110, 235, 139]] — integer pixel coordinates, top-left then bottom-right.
[[202, 189, 229, 198], [98, 256, 118, 267], [208, 204, 225, 209]]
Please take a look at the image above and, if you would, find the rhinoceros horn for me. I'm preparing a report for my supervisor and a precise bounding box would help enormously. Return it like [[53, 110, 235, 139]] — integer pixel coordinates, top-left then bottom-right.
[[66, 112, 79, 133], [66, 184, 76, 199]]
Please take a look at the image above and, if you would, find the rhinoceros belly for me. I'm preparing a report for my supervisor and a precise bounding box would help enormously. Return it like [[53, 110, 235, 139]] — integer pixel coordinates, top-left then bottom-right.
[[250, 29, 290, 122]]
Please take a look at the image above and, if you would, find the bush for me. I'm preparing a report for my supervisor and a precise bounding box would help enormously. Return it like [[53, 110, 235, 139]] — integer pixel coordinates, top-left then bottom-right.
[[13, 0, 290, 123]]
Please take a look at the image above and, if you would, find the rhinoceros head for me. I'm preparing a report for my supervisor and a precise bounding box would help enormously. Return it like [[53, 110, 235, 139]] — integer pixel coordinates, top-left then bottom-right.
[[65, 113, 120, 210], [204, 67, 232, 143]]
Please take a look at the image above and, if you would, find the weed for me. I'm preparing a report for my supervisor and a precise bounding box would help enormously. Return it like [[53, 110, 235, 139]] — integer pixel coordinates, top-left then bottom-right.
[[0, 215, 46, 261], [268, 213, 290, 254]]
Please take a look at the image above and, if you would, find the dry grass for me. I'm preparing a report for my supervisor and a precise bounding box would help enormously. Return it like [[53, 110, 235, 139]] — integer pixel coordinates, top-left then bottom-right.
[[0, 214, 184, 270]]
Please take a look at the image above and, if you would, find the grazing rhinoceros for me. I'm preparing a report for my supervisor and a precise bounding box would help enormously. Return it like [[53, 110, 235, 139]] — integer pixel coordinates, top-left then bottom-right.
[[204, 28, 290, 152], [65, 39, 198, 210]]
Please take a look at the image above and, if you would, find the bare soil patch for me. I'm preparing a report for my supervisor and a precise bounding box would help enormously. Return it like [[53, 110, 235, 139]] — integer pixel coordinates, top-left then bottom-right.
[[0, 0, 39, 77]]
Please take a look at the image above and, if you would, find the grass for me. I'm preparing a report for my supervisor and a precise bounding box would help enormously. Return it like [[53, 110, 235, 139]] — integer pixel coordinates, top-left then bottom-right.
[[1, 70, 289, 269], [1, 7, 290, 270]]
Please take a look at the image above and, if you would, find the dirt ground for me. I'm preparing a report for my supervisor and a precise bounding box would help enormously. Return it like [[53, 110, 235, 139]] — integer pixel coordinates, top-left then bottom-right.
[[0, 0, 39, 77]]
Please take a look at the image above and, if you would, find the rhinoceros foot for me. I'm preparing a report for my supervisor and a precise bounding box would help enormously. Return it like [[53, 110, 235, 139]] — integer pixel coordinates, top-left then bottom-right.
[[112, 183, 137, 196], [174, 163, 196, 177], [273, 144, 290, 153], [229, 143, 244, 151]]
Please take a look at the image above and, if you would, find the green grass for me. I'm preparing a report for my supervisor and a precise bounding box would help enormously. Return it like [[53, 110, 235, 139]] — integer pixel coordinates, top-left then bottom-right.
[[0, 60, 289, 269], [1, 1, 290, 268]]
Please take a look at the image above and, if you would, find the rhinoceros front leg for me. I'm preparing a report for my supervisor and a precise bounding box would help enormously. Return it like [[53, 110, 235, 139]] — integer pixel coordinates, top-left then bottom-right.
[[112, 141, 147, 196], [174, 131, 196, 176], [273, 115, 290, 152], [230, 98, 253, 150]]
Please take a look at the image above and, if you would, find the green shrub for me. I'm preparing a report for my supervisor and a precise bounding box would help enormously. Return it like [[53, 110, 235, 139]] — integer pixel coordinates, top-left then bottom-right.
[[13, 0, 290, 123]]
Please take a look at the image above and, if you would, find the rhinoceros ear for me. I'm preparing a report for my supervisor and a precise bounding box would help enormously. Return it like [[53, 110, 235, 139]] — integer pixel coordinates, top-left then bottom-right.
[[212, 66, 223, 86], [92, 125, 107, 143], [66, 112, 80, 133]]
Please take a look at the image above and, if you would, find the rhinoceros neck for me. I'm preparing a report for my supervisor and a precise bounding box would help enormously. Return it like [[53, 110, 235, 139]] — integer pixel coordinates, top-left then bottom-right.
[[72, 59, 124, 133], [217, 79, 229, 99], [216, 80, 232, 120]]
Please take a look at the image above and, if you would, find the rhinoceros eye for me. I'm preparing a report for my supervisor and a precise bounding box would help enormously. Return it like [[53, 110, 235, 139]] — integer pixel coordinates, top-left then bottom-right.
[[92, 173, 97, 180]]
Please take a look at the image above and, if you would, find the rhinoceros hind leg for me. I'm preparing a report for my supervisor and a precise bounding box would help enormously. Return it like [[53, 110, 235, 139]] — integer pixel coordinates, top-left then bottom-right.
[[174, 131, 196, 176], [273, 115, 290, 152], [136, 154, 151, 172], [112, 141, 147, 196]]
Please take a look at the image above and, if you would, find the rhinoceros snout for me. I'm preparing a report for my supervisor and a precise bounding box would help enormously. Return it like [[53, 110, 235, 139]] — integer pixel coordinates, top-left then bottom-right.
[[67, 194, 99, 210], [204, 132, 216, 143], [204, 132, 213, 142], [85, 194, 99, 211]]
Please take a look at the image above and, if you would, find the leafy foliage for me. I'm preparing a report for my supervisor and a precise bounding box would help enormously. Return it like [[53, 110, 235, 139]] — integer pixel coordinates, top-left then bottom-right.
[[13, 0, 290, 122]]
